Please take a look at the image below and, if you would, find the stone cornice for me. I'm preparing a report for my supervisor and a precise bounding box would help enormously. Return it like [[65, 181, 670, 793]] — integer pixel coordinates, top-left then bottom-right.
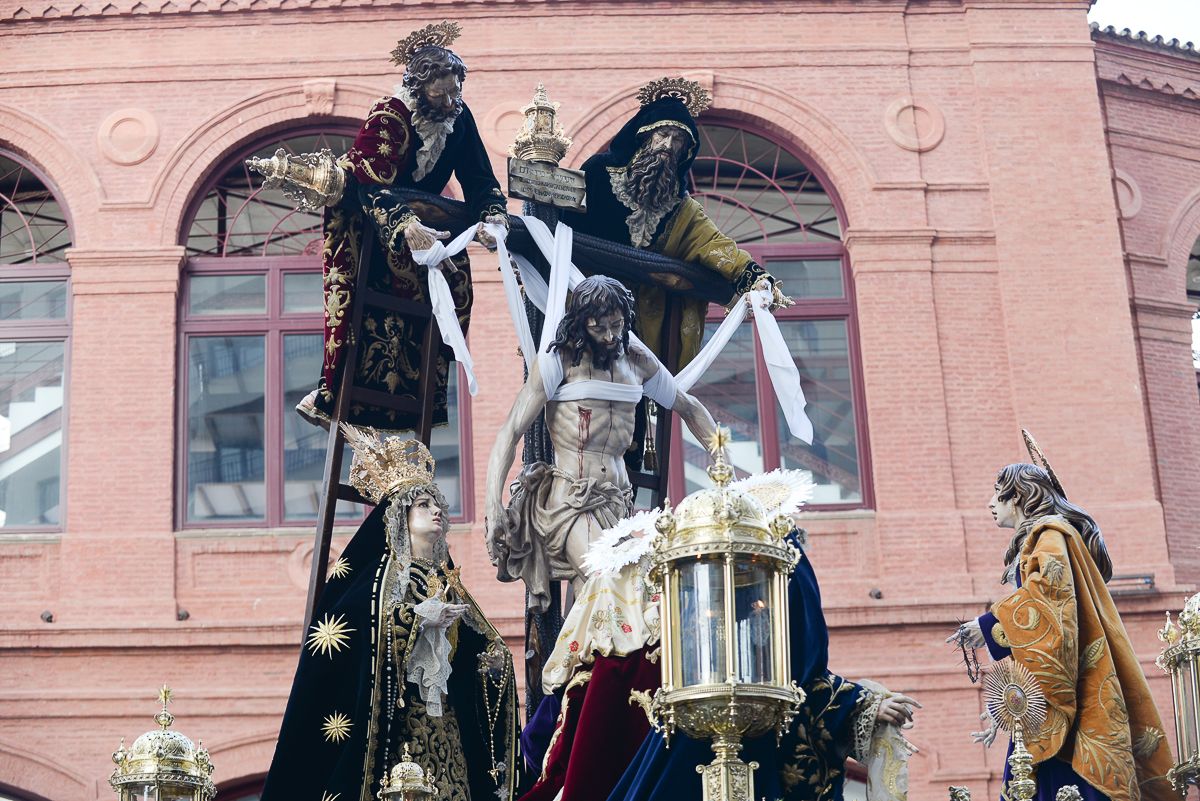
[[0, 0, 904, 24], [0, 615, 527, 647], [67, 246, 184, 295]]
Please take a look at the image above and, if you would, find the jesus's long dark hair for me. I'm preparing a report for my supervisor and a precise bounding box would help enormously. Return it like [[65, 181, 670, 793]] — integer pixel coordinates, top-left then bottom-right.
[[549, 275, 636, 369], [995, 463, 1113, 584]]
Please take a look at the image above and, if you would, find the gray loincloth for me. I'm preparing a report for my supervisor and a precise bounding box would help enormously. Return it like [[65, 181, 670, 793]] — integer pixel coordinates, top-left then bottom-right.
[[493, 461, 633, 612]]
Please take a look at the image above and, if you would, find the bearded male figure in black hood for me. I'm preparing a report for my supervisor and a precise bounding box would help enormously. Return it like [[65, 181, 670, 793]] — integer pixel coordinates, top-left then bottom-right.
[[562, 77, 790, 368]]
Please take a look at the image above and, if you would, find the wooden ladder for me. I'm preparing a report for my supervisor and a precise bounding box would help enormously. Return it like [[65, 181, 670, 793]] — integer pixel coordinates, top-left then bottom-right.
[[302, 223, 441, 629]]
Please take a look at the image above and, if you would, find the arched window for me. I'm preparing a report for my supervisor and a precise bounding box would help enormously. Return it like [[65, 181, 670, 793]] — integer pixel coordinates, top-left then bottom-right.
[[178, 129, 471, 528], [671, 122, 871, 508], [0, 151, 71, 529]]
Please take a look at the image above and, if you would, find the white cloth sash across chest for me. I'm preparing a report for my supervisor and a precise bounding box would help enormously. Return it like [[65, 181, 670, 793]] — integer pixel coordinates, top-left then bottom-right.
[[485, 215, 814, 443]]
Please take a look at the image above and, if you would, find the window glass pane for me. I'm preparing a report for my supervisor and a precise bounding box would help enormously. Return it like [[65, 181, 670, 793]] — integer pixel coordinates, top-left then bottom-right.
[[187, 336, 265, 522], [430, 368, 462, 516], [282, 333, 361, 520], [0, 156, 72, 263], [0, 280, 67, 320], [188, 274, 266, 316], [775, 319, 862, 503], [690, 124, 842, 246], [283, 272, 323, 313], [766, 259, 844, 300], [0, 341, 63, 527], [682, 322, 764, 494], [184, 131, 354, 258]]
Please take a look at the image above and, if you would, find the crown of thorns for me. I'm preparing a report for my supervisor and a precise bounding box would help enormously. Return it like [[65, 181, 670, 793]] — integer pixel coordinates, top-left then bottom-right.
[[636, 76, 712, 117], [390, 20, 462, 66]]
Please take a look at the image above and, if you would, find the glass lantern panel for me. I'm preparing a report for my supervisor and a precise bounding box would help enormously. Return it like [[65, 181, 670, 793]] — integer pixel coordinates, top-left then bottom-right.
[[158, 787, 195, 801], [1183, 659, 1200, 761], [674, 557, 728, 686], [126, 784, 159, 801], [733, 560, 775, 684]]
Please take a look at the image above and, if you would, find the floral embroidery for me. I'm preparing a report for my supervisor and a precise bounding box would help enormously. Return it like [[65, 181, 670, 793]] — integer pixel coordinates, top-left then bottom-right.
[[568, 641, 579, 653]]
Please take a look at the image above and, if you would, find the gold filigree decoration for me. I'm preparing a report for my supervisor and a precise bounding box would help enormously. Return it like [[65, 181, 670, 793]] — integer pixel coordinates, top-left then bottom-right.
[[328, 557, 351, 580], [390, 21, 462, 66], [636, 76, 712, 117], [321, 711, 352, 743], [307, 613, 355, 658]]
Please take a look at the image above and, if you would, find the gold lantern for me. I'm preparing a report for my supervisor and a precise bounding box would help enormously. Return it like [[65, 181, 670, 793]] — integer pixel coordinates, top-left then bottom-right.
[[510, 84, 572, 165], [634, 427, 804, 801], [110, 686, 215, 801], [378, 744, 437, 801], [1159, 591, 1200, 794]]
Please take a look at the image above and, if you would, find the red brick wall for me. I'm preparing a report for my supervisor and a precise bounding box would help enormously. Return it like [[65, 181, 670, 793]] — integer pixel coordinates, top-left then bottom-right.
[[0, 3, 1193, 800]]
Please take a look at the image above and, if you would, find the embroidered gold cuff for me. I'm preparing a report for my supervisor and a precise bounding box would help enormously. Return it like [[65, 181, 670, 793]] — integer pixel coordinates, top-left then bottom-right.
[[992, 621, 1010, 648]]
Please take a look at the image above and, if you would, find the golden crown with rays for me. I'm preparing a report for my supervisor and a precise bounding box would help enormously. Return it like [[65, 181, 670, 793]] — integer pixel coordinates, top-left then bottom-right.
[[1021, 429, 1067, 499], [340, 423, 437, 504], [636, 76, 712, 117], [390, 20, 463, 67]]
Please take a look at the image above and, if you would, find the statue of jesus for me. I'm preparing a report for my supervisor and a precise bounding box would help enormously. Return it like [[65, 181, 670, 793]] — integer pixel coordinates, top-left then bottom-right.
[[484, 275, 721, 610]]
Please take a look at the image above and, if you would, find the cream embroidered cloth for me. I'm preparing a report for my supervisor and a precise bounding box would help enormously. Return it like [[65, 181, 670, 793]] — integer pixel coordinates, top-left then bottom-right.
[[541, 561, 660, 694]]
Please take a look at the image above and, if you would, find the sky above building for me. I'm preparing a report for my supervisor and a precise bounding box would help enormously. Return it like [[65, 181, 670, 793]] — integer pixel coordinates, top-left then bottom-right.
[[1088, 0, 1200, 43]]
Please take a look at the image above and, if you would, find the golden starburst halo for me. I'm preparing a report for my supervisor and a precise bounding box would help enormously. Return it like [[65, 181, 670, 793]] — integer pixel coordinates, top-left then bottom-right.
[[321, 792, 341, 801], [328, 557, 351, 580], [636, 76, 712, 117], [307, 613, 355, 659], [390, 21, 462, 67], [321, 711, 352, 743]]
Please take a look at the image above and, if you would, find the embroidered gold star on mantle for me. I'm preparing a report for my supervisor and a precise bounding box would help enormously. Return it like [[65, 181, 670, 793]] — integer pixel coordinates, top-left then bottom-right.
[[321, 792, 341, 801], [321, 711, 352, 743], [328, 557, 351, 580], [307, 613, 355, 658]]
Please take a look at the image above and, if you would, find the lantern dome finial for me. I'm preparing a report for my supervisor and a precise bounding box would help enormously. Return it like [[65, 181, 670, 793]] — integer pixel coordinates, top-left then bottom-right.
[[110, 688, 216, 801]]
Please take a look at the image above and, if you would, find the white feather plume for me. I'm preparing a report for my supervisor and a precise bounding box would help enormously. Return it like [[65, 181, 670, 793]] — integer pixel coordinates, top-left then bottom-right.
[[581, 509, 662, 578], [727, 469, 815, 518]]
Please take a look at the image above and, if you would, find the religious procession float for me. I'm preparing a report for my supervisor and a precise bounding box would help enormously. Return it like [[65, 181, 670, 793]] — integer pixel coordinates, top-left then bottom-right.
[[108, 20, 1200, 801]]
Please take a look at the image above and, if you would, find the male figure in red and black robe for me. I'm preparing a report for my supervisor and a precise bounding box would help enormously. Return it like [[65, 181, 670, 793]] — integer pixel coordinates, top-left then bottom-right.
[[296, 22, 508, 432]]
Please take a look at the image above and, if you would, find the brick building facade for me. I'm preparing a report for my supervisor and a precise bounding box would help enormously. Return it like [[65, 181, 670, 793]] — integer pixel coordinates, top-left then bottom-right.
[[0, 2, 1197, 801]]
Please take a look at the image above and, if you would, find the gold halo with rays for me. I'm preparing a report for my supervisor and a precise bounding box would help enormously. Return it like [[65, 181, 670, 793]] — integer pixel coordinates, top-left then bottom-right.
[[983, 659, 1048, 735], [390, 21, 462, 66], [636, 76, 712, 117]]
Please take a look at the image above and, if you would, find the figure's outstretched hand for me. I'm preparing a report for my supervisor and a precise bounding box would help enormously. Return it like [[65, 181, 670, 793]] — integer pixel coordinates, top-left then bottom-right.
[[946, 619, 985, 648], [484, 505, 503, 566], [971, 712, 998, 748], [404, 220, 450, 252], [876, 694, 922, 728], [752, 275, 794, 311], [476, 214, 508, 251]]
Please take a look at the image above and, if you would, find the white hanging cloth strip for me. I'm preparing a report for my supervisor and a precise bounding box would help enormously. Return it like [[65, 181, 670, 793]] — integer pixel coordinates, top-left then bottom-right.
[[409, 224, 482, 396], [489, 217, 813, 442]]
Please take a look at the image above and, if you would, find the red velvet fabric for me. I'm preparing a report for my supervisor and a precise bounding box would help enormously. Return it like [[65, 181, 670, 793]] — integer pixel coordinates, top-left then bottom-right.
[[520, 650, 661, 801]]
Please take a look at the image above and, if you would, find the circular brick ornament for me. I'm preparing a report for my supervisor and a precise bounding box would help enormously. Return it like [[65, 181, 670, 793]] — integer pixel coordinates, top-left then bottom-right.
[[480, 98, 536, 159], [884, 96, 945, 153], [1113, 169, 1142, 219], [97, 107, 160, 165]]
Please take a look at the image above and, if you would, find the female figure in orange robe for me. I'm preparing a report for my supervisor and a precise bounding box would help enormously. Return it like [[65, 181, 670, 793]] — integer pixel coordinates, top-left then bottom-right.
[[949, 454, 1175, 801]]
